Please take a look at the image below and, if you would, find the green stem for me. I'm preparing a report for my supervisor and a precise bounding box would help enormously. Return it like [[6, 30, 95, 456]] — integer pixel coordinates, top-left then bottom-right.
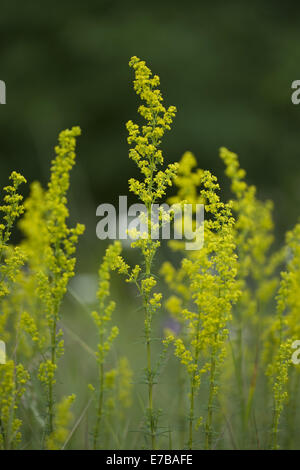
[[271, 311, 284, 450], [205, 347, 216, 450], [188, 310, 202, 450], [93, 360, 104, 449], [285, 370, 299, 449], [237, 323, 246, 432], [271, 410, 279, 450], [142, 205, 157, 449], [188, 377, 195, 450], [147, 337, 155, 449], [178, 366, 186, 449], [48, 317, 57, 435]]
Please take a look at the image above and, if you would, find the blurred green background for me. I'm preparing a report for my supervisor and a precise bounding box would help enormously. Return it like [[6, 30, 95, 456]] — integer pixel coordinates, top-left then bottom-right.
[[1, 0, 300, 449]]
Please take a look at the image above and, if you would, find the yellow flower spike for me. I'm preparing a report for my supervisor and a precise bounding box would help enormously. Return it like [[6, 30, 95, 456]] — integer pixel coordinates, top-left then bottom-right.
[[16, 127, 86, 441], [0, 172, 28, 450], [219, 147, 285, 446], [92, 241, 126, 449], [0, 360, 29, 450], [117, 357, 133, 411], [0, 171, 27, 341], [46, 395, 76, 450], [125, 57, 179, 449], [161, 153, 239, 450], [266, 221, 300, 449]]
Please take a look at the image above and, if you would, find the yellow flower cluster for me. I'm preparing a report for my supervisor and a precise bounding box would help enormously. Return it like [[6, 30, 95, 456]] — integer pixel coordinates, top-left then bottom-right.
[[46, 394, 76, 450], [266, 221, 300, 448], [0, 360, 29, 449], [125, 56, 180, 449], [101, 357, 133, 417], [278, 223, 300, 339], [161, 152, 240, 449], [0, 172, 27, 342], [220, 147, 281, 303], [19, 181, 47, 271], [127, 56, 178, 206], [37, 127, 85, 328], [12, 182, 49, 358], [0, 171, 27, 247], [91, 241, 133, 449], [24, 127, 85, 438], [219, 147, 284, 444], [0, 172, 28, 448], [92, 242, 126, 362], [117, 357, 133, 410]]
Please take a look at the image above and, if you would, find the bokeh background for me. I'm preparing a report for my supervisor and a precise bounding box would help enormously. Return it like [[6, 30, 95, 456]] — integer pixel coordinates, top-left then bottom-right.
[[1, 0, 300, 449]]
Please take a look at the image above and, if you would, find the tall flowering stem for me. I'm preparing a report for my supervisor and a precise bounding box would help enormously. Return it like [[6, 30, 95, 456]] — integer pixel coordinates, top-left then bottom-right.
[[162, 154, 239, 449], [220, 147, 283, 443], [36, 127, 85, 438], [266, 224, 300, 449], [126, 56, 178, 448], [0, 172, 27, 338], [18, 182, 49, 358], [187, 172, 239, 449], [0, 361, 29, 449], [90, 242, 125, 449], [0, 172, 28, 449]]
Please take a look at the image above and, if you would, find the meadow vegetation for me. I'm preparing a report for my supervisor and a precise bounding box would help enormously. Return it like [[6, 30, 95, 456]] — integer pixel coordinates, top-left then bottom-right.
[[0, 57, 299, 450]]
